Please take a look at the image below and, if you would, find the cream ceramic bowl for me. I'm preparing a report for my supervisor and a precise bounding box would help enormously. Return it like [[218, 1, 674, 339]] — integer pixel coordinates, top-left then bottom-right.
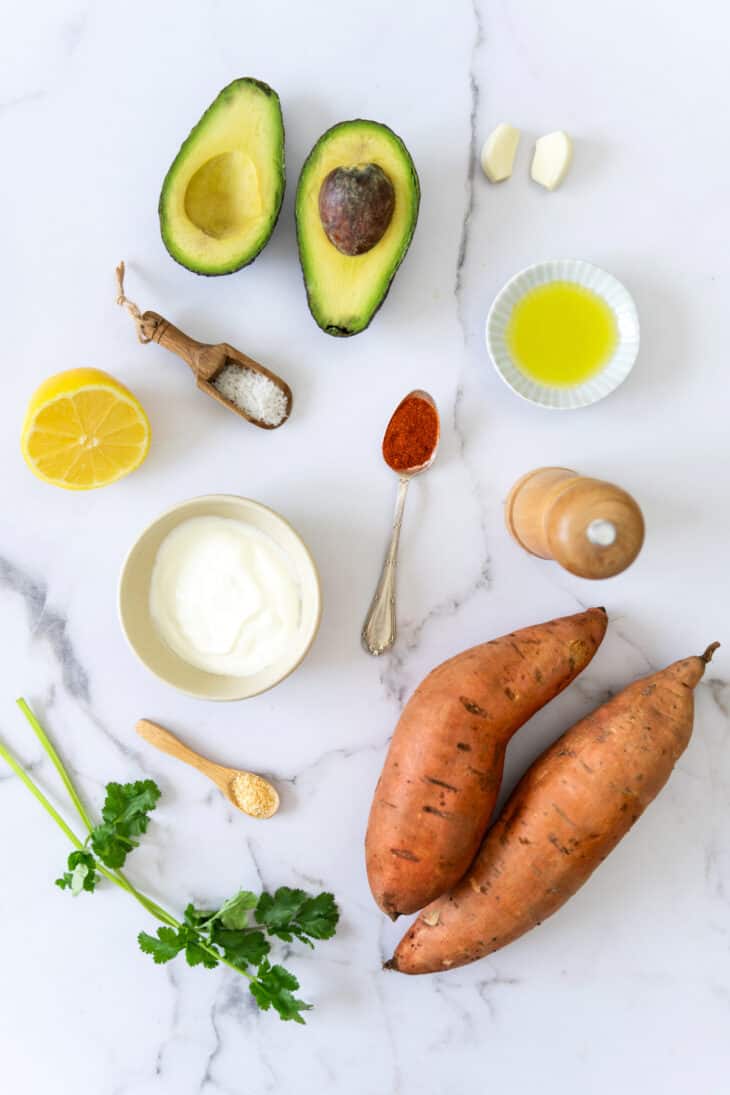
[[118, 495, 322, 701], [486, 259, 640, 410]]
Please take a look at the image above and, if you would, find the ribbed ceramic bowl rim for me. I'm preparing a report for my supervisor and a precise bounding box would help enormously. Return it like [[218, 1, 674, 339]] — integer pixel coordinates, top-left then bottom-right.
[[117, 494, 322, 701], [485, 259, 640, 410]]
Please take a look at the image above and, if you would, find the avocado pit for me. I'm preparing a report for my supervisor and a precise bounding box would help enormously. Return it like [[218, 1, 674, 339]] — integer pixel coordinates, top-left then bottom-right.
[[318, 163, 395, 256]]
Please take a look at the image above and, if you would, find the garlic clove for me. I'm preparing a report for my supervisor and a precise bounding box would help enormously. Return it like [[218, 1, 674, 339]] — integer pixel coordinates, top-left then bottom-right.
[[480, 123, 521, 183], [531, 130, 573, 191]]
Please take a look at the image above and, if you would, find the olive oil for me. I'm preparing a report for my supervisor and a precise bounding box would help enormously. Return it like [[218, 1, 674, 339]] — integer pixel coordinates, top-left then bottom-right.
[[506, 281, 617, 387]]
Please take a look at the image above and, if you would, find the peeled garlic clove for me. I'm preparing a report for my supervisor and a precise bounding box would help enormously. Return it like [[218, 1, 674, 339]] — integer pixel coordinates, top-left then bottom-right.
[[531, 130, 573, 191], [480, 123, 521, 183]]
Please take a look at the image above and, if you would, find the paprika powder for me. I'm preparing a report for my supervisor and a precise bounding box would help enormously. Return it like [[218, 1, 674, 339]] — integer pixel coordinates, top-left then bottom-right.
[[382, 393, 439, 472]]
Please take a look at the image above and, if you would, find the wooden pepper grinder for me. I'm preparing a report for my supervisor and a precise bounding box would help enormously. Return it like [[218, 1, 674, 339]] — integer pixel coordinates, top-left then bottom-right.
[[505, 467, 645, 579]]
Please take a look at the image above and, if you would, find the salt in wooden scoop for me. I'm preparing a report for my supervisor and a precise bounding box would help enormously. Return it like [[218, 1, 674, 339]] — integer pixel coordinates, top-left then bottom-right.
[[136, 719, 280, 819], [116, 262, 292, 429]]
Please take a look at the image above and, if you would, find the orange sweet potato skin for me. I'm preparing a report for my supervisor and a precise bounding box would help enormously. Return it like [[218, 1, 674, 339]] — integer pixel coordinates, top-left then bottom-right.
[[365, 608, 607, 919], [389, 649, 713, 974]]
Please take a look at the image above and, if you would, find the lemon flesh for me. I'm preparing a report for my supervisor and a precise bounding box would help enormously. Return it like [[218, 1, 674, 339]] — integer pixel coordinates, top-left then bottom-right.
[[21, 368, 151, 490]]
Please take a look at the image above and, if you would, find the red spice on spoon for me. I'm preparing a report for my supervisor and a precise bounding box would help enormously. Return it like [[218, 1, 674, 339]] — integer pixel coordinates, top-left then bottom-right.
[[363, 391, 440, 656], [382, 392, 440, 472]]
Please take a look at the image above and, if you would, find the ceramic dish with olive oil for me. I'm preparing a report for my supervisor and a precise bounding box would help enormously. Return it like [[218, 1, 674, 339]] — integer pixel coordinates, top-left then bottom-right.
[[486, 259, 640, 409]]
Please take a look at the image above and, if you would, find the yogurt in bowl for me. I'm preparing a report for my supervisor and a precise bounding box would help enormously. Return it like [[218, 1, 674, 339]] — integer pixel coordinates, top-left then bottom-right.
[[119, 495, 321, 700], [486, 259, 640, 410], [149, 515, 302, 678]]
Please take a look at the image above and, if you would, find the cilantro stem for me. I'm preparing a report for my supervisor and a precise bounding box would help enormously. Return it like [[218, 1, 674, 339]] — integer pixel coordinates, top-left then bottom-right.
[[0, 737, 86, 849], [104, 870, 180, 928], [16, 698, 95, 833]]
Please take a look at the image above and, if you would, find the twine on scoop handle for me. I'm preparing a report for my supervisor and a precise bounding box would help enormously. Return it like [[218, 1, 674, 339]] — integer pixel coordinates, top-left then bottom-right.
[[115, 261, 160, 343]]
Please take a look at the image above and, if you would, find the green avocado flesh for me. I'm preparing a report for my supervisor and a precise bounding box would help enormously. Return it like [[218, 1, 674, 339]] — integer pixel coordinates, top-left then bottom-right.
[[159, 79, 285, 276], [296, 120, 420, 336]]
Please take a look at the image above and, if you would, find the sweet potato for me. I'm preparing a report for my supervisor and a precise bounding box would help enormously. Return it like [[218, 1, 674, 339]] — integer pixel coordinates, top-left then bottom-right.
[[365, 607, 607, 919], [388, 643, 719, 974]]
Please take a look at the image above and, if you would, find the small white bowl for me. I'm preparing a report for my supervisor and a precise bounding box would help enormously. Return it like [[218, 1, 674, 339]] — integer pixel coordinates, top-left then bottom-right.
[[486, 259, 640, 410], [118, 495, 322, 701]]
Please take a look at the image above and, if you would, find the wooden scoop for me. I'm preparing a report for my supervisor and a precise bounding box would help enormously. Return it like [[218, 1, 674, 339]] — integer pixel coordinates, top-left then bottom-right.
[[136, 719, 280, 819], [116, 262, 292, 430]]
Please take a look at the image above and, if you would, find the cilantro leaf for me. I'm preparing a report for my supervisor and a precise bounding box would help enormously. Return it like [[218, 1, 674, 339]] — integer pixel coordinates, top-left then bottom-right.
[[56, 850, 97, 895], [184, 939, 219, 969], [216, 890, 259, 930], [255, 887, 340, 946], [89, 822, 134, 868], [292, 893, 339, 943], [90, 780, 161, 869], [102, 780, 161, 833], [250, 960, 311, 1024], [138, 926, 186, 964], [183, 903, 216, 930], [211, 925, 270, 970], [139, 924, 218, 969], [255, 887, 308, 941]]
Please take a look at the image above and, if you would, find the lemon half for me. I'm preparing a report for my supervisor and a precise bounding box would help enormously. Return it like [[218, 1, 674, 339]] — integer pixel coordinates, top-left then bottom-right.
[[21, 368, 151, 490]]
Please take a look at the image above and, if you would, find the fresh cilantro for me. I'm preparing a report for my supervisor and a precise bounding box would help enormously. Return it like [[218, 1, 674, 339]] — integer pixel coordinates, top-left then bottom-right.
[[184, 938, 219, 969], [139, 924, 217, 969], [250, 960, 312, 1024], [215, 890, 259, 930], [255, 887, 339, 946], [90, 780, 160, 869], [3, 701, 341, 1026], [183, 903, 216, 930], [56, 850, 98, 895], [290, 892, 340, 942], [183, 890, 259, 933], [255, 886, 308, 938], [138, 926, 186, 964], [211, 926, 270, 970], [142, 886, 339, 1021]]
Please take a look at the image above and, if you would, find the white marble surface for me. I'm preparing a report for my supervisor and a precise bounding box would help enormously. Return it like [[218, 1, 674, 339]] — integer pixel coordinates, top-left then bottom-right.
[[2, 1, 729, 1091]]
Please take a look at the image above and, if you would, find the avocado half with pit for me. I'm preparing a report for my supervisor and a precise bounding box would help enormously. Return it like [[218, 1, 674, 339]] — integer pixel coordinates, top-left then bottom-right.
[[159, 78, 285, 276], [296, 120, 420, 336]]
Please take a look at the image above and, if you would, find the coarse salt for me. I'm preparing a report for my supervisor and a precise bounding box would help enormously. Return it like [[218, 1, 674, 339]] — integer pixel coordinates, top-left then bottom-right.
[[212, 362, 288, 427]]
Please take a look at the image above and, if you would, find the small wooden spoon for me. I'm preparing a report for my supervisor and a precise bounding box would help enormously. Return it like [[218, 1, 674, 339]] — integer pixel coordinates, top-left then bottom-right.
[[136, 719, 280, 819]]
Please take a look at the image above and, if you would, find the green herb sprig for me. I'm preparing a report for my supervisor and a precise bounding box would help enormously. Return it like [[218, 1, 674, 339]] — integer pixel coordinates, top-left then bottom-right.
[[0, 701, 339, 1023]]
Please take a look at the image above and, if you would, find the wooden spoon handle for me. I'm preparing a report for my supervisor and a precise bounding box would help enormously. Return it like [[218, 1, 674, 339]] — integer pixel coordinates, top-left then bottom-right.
[[143, 312, 227, 379], [136, 719, 226, 783]]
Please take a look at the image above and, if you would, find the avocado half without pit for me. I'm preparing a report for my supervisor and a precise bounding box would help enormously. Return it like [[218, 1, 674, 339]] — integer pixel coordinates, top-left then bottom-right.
[[296, 120, 420, 336], [159, 78, 285, 275]]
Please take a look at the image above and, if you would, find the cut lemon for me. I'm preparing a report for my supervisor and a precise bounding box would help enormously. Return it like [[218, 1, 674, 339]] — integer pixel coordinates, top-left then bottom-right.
[[21, 368, 151, 490]]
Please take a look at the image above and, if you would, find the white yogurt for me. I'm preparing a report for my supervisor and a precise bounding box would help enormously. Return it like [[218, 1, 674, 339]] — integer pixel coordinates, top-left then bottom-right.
[[149, 516, 301, 677]]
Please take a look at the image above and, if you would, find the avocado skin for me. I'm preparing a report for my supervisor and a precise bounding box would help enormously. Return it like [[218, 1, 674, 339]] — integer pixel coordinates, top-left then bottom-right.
[[159, 78, 285, 277], [296, 120, 420, 336]]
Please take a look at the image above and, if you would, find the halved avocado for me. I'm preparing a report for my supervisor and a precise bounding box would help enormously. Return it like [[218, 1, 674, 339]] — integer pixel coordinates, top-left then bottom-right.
[[296, 120, 420, 336], [159, 78, 285, 276]]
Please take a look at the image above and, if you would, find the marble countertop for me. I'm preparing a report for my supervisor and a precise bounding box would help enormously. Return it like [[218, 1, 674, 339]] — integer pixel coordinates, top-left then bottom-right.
[[2, 2, 729, 1092]]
